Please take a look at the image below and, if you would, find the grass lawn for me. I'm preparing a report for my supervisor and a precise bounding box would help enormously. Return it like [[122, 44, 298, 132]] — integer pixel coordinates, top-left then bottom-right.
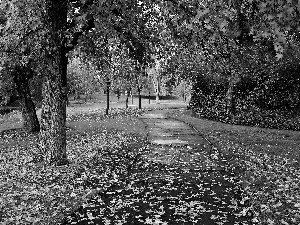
[[0, 97, 186, 225], [68, 94, 185, 110], [5, 97, 299, 224], [0, 110, 23, 132], [0, 95, 187, 132], [0, 106, 149, 224], [167, 109, 300, 224]]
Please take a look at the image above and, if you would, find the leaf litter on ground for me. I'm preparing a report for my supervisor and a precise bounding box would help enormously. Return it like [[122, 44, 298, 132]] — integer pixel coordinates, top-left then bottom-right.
[[61, 143, 253, 225], [0, 108, 149, 225], [167, 109, 300, 225], [2, 107, 292, 224]]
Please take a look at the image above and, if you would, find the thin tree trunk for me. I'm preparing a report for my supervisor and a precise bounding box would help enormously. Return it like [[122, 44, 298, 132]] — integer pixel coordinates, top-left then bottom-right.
[[226, 77, 238, 115], [293, 96, 300, 116], [138, 87, 142, 109], [74, 92, 79, 100], [181, 82, 185, 101], [125, 89, 130, 108], [13, 66, 40, 133], [125, 96, 128, 108], [66, 95, 69, 107], [156, 75, 161, 104], [156, 92, 160, 103], [39, 0, 68, 166]]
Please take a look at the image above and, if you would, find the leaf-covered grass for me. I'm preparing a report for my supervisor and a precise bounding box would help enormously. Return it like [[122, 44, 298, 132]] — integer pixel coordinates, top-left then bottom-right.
[[0, 108, 149, 225], [168, 109, 300, 224], [193, 101, 300, 131], [0, 110, 22, 132]]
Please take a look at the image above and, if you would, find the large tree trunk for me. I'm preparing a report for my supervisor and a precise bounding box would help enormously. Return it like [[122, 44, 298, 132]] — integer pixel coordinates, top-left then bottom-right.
[[40, 58, 67, 166], [39, 0, 68, 166], [13, 66, 40, 133]]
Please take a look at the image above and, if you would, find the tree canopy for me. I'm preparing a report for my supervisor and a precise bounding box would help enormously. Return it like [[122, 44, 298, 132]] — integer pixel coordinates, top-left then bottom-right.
[[1, 0, 299, 165]]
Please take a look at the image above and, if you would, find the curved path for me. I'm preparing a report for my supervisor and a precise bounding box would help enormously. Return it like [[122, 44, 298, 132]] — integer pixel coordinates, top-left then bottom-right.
[[61, 109, 252, 225]]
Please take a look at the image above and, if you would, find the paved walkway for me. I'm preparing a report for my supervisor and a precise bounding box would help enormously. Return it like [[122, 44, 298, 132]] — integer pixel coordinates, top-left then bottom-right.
[[139, 110, 225, 171], [61, 110, 252, 225]]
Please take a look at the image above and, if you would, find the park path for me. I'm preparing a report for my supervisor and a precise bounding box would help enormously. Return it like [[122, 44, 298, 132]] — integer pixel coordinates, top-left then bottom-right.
[[139, 110, 225, 171], [62, 109, 252, 225], [135, 110, 252, 224]]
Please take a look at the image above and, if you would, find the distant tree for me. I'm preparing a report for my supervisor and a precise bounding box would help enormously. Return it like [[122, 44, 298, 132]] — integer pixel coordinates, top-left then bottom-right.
[[67, 56, 101, 102], [0, 67, 15, 106]]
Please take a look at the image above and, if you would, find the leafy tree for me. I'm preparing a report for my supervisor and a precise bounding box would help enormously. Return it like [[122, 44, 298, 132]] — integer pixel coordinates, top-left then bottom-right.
[[0, 68, 15, 106], [67, 55, 101, 102], [162, 0, 300, 114], [146, 40, 177, 103], [0, 1, 44, 132], [6, 0, 298, 165], [12, 64, 40, 132], [147, 57, 164, 103], [76, 34, 146, 108], [160, 43, 206, 102], [109, 47, 143, 108], [37, 0, 165, 165]]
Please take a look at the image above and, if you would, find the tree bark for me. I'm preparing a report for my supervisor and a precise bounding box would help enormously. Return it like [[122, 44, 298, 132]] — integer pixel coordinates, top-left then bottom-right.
[[155, 75, 161, 104], [138, 87, 142, 109], [39, 0, 68, 166], [182, 82, 186, 102], [66, 95, 69, 106], [125, 96, 128, 108], [125, 89, 130, 109], [74, 92, 79, 100], [293, 96, 300, 116], [131, 91, 134, 105], [226, 76, 238, 115], [13, 66, 40, 133]]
